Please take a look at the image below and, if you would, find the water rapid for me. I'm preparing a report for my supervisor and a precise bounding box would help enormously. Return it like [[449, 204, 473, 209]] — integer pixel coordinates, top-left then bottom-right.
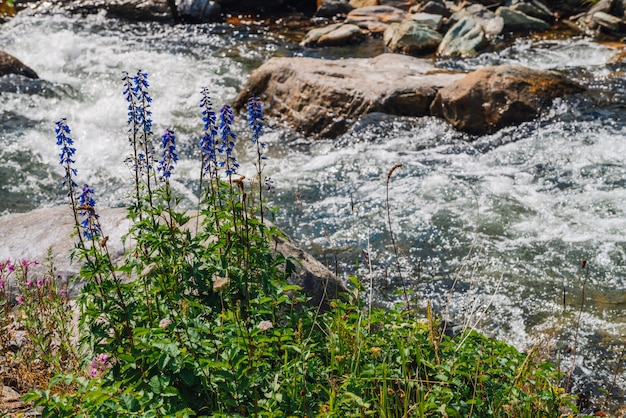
[[1, 11, 625, 408]]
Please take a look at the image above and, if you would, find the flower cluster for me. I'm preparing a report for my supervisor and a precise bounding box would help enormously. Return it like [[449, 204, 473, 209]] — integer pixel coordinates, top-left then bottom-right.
[[90, 353, 111, 378], [55, 118, 77, 189], [199, 88, 219, 178], [247, 96, 264, 147], [131, 70, 153, 135], [78, 184, 101, 240], [158, 128, 178, 179], [122, 70, 154, 175], [218, 105, 239, 176]]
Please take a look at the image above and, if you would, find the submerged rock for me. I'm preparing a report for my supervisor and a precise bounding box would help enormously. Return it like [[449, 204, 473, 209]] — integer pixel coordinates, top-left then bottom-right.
[[233, 53, 464, 138], [430, 65, 585, 135], [0, 51, 38, 79]]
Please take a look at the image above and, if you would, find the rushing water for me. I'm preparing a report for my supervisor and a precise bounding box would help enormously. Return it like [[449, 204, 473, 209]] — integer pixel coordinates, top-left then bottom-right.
[[1, 11, 625, 408]]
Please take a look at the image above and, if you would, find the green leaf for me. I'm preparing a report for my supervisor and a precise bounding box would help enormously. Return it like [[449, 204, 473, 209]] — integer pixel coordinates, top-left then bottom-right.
[[149, 375, 163, 394]]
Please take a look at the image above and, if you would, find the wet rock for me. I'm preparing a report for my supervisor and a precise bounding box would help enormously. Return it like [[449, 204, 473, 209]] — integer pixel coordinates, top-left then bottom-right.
[[510, 1, 554, 24], [430, 65, 585, 135], [454, 4, 504, 36], [496, 6, 551, 33], [409, 12, 443, 31], [349, 0, 378, 7], [213, 0, 315, 13], [542, 0, 587, 18], [0, 207, 348, 309], [177, 0, 221, 22], [345, 5, 407, 33], [437, 16, 488, 57], [383, 20, 442, 55], [592, 11, 626, 35], [301, 23, 365, 47], [472, 0, 503, 7], [315, 0, 354, 18], [0, 51, 38, 79], [60, 0, 177, 22], [410, 0, 451, 18], [233, 53, 464, 138]]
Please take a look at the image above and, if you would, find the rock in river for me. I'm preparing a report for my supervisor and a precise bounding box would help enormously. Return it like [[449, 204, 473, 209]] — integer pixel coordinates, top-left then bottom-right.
[[430, 64, 585, 135], [233, 53, 464, 138]]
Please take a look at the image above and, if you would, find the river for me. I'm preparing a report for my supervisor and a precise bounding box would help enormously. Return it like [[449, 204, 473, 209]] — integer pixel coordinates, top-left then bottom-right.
[[0, 10, 624, 409]]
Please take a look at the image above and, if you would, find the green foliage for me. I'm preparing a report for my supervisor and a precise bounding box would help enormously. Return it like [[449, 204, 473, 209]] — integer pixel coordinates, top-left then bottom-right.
[[20, 75, 578, 417]]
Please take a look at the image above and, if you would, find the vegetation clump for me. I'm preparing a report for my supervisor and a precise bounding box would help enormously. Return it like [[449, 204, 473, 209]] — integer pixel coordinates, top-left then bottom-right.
[[0, 70, 578, 417]]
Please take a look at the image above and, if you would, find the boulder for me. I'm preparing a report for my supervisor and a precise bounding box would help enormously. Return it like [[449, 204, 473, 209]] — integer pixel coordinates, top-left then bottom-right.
[[301, 23, 365, 47], [383, 20, 442, 55], [177, 0, 221, 22], [0, 206, 348, 309], [430, 65, 585, 135], [345, 5, 407, 33], [437, 16, 487, 57], [0, 51, 38, 79], [233, 53, 464, 138], [496, 6, 551, 33]]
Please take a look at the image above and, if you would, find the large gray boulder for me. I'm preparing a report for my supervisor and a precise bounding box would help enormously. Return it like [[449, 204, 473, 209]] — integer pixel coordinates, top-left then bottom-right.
[[0, 206, 348, 309], [233, 53, 465, 138], [430, 65, 585, 135], [0, 51, 38, 79]]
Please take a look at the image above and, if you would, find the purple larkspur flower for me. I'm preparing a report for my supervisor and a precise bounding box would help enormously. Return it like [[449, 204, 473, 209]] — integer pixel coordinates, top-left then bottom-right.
[[78, 184, 101, 240], [55, 118, 77, 189], [218, 105, 238, 176], [199, 88, 219, 177], [247, 96, 264, 146], [158, 128, 178, 179]]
